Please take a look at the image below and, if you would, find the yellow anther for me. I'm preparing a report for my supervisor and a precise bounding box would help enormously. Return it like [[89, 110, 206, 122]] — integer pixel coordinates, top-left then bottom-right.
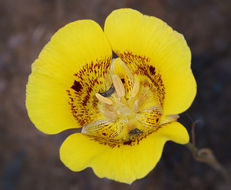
[[112, 74, 125, 98], [95, 93, 113, 105], [131, 81, 140, 98]]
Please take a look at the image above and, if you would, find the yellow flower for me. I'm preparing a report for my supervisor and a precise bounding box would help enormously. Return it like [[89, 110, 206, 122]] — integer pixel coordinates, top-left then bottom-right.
[[26, 8, 196, 184]]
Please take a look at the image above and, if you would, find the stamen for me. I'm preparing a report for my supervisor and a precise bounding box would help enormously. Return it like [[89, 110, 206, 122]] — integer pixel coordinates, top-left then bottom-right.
[[95, 93, 113, 105], [112, 74, 125, 98], [131, 81, 140, 98]]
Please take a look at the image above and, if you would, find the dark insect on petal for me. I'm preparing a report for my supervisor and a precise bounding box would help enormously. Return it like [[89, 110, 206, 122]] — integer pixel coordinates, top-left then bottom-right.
[[129, 128, 143, 135]]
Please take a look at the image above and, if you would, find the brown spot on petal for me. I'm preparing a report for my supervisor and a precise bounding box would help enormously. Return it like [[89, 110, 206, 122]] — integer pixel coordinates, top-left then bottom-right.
[[149, 65, 156, 75], [71, 81, 82, 92], [123, 140, 132, 145]]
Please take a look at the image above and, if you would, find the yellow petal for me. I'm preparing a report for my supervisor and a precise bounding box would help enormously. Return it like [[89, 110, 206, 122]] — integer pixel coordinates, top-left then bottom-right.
[[104, 8, 196, 115], [157, 121, 189, 144], [26, 20, 112, 134], [60, 132, 167, 184], [60, 133, 106, 171]]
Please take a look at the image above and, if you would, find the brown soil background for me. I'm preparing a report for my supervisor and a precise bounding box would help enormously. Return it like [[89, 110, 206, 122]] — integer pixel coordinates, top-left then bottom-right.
[[1, 0, 231, 190]]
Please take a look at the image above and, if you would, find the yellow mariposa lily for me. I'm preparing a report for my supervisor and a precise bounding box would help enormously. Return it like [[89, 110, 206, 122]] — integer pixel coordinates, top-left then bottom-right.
[[26, 8, 197, 184]]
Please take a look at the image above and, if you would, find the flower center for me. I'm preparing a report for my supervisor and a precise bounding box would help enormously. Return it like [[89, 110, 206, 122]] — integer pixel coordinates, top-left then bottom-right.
[[67, 56, 179, 146], [81, 58, 166, 145]]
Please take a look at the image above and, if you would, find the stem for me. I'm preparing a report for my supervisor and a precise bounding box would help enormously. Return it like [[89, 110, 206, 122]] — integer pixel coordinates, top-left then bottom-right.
[[185, 121, 231, 186]]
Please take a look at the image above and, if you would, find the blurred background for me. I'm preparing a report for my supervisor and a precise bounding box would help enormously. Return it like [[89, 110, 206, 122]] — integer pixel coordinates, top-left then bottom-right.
[[0, 0, 231, 189]]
